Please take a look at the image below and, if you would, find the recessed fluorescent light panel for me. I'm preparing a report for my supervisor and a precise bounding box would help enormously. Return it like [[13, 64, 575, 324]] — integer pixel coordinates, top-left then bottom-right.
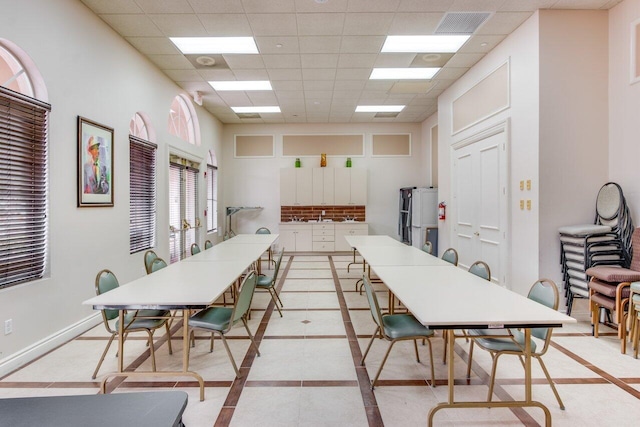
[[209, 81, 272, 91], [170, 37, 258, 54], [370, 68, 439, 80], [232, 106, 281, 113], [356, 105, 405, 113], [382, 35, 470, 53]]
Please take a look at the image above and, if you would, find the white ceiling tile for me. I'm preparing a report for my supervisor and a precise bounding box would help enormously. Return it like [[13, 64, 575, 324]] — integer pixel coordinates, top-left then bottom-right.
[[255, 37, 300, 54], [373, 53, 415, 67], [199, 14, 252, 36], [450, 0, 506, 12], [337, 53, 377, 68], [302, 68, 337, 80], [294, 0, 348, 12], [388, 13, 443, 34], [458, 35, 506, 53], [243, 0, 296, 13], [347, 0, 401, 12], [148, 14, 207, 36], [297, 13, 345, 36], [176, 81, 212, 92], [551, 0, 612, 9], [303, 80, 334, 91], [331, 88, 362, 98], [343, 13, 394, 35], [300, 54, 339, 68], [147, 54, 194, 69], [435, 67, 468, 80], [164, 69, 203, 81], [299, 36, 342, 54], [499, 0, 556, 11], [81, 0, 142, 14], [340, 36, 385, 53], [188, 0, 245, 13], [333, 80, 366, 91], [232, 69, 270, 79], [135, 0, 193, 13], [304, 91, 333, 99], [247, 14, 298, 36], [125, 37, 181, 54], [335, 68, 372, 80], [263, 54, 301, 69], [268, 69, 303, 81], [197, 69, 236, 80], [100, 14, 163, 36], [217, 92, 252, 104], [247, 92, 279, 103], [224, 55, 266, 69], [275, 89, 304, 98], [364, 81, 395, 91], [476, 12, 533, 35], [397, 0, 454, 12], [446, 53, 484, 68]]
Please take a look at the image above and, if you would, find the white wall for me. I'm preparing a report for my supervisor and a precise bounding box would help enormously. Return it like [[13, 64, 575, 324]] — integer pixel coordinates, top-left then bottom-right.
[[609, 0, 640, 220], [0, 0, 223, 371], [221, 123, 425, 238]]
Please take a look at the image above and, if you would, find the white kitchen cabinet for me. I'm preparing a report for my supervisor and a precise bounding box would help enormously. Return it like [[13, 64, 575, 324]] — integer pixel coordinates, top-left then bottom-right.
[[312, 223, 335, 251], [334, 168, 367, 205], [280, 168, 312, 206], [279, 224, 313, 252], [312, 168, 335, 205], [334, 223, 368, 251]]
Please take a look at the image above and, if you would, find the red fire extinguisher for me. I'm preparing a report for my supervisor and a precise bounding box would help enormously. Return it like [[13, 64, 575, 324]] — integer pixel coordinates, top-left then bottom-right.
[[438, 202, 446, 220]]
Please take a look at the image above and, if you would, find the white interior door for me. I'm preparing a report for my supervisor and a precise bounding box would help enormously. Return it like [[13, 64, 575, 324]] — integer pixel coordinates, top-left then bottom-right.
[[452, 123, 509, 287]]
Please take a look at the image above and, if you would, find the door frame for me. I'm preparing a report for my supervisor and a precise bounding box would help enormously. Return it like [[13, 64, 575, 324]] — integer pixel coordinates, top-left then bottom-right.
[[450, 119, 511, 288]]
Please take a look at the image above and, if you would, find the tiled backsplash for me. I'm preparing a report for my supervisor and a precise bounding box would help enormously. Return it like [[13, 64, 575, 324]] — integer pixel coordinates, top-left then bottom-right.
[[281, 206, 365, 222]]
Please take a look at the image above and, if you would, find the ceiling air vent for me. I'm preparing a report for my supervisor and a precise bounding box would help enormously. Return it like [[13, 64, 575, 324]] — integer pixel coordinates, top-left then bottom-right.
[[435, 12, 491, 35], [236, 113, 261, 119], [374, 112, 399, 118]]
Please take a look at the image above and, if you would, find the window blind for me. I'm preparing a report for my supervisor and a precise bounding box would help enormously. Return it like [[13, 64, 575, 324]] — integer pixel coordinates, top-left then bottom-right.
[[129, 136, 157, 254], [0, 87, 50, 288], [206, 164, 217, 232]]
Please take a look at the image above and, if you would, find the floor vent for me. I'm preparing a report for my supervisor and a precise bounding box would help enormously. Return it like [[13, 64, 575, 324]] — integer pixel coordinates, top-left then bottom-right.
[[435, 12, 491, 35]]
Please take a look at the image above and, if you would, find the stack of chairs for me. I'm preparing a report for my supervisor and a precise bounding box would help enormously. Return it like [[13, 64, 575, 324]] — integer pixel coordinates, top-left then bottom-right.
[[559, 183, 634, 315]]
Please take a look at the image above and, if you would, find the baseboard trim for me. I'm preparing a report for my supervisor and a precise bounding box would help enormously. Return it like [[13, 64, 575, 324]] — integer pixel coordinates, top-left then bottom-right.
[[0, 313, 101, 378]]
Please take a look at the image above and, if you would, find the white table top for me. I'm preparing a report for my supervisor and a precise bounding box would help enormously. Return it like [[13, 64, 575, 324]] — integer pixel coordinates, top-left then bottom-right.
[[355, 244, 452, 266], [83, 260, 249, 310], [221, 234, 279, 245], [345, 235, 405, 248], [185, 242, 267, 264], [372, 265, 576, 329]]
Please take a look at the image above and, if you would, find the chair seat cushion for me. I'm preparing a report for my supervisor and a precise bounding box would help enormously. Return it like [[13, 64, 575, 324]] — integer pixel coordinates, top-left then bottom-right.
[[588, 278, 631, 298], [468, 328, 538, 353], [189, 307, 232, 332], [137, 309, 170, 318], [256, 274, 274, 287], [382, 314, 434, 339], [631, 281, 640, 292], [586, 266, 640, 282], [117, 312, 167, 331], [558, 224, 611, 235], [590, 293, 616, 310]]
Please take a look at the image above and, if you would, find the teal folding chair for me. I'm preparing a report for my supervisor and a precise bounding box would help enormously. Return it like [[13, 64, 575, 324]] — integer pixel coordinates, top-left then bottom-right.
[[143, 250, 158, 274], [257, 248, 285, 317], [422, 242, 433, 254], [190, 243, 201, 255]]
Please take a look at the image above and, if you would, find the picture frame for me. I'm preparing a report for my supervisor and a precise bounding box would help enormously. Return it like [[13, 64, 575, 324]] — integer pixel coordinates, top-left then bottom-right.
[[77, 116, 114, 207], [631, 18, 640, 84]]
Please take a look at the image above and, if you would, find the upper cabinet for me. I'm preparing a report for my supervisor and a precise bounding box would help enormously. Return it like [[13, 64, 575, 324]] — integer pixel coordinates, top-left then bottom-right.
[[312, 168, 335, 205], [280, 168, 312, 206], [334, 168, 367, 205]]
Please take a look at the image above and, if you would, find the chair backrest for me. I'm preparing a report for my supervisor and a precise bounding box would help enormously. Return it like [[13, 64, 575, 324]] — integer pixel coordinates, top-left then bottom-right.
[[421, 242, 433, 254], [442, 248, 458, 266], [527, 279, 559, 344], [190, 243, 201, 255], [271, 248, 285, 283], [150, 258, 168, 273], [362, 275, 385, 330], [144, 250, 158, 274], [256, 227, 271, 234], [95, 269, 120, 323], [231, 271, 258, 327], [205, 240, 213, 249], [468, 261, 491, 281]]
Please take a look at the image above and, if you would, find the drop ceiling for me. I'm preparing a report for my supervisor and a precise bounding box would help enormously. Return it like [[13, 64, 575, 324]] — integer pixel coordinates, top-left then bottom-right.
[[80, 0, 621, 124]]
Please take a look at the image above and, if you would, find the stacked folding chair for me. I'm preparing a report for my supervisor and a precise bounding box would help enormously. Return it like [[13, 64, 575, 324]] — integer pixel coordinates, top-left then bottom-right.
[[559, 183, 634, 315]]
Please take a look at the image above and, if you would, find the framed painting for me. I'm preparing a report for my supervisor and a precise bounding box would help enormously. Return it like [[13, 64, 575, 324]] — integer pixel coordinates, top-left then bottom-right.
[[77, 116, 114, 207]]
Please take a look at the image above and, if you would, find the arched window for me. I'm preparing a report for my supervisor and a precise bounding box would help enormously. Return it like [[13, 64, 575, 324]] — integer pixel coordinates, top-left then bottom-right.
[[168, 94, 199, 145], [0, 40, 49, 288], [129, 113, 157, 254], [206, 151, 218, 232]]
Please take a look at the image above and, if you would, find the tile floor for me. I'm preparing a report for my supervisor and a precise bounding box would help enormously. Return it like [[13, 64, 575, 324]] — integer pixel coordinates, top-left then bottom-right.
[[1, 254, 640, 426]]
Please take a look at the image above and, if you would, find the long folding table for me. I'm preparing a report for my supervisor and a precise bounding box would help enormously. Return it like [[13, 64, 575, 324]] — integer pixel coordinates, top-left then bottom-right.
[[346, 235, 576, 426], [83, 234, 278, 400]]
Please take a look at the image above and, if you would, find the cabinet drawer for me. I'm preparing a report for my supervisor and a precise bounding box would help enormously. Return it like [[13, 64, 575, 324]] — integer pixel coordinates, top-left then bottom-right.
[[313, 242, 335, 252], [313, 229, 334, 236], [313, 224, 334, 231], [313, 235, 334, 242]]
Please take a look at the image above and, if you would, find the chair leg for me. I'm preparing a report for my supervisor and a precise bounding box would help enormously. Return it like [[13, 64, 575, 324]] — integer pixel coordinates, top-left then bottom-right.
[[423, 338, 436, 387], [486, 352, 502, 403], [413, 339, 420, 363], [242, 318, 261, 356], [92, 333, 116, 379], [271, 286, 284, 308], [269, 288, 283, 317], [219, 334, 240, 378], [146, 330, 157, 372], [165, 322, 173, 355], [209, 332, 214, 352], [466, 340, 475, 379], [591, 299, 600, 338], [371, 341, 397, 390], [360, 326, 380, 366], [635, 316, 640, 358], [536, 356, 565, 410]]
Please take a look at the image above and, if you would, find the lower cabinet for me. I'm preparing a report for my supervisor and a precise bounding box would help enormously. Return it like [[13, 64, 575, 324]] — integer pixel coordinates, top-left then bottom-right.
[[312, 223, 335, 252], [279, 224, 312, 252], [335, 223, 369, 251]]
